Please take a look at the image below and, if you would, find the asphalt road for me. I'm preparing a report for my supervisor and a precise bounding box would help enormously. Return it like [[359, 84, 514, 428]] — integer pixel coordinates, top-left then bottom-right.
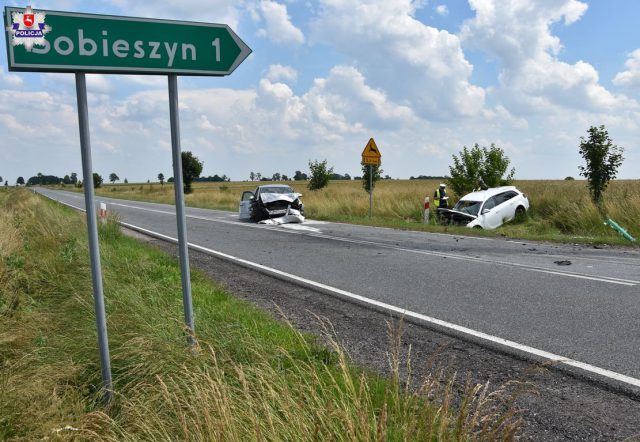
[[36, 187, 640, 385]]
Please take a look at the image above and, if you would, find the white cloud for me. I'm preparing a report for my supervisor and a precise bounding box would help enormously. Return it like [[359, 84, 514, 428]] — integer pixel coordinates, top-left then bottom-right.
[[435, 5, 448, 16], [614, 49, 640, 90], [107, 0, 242, 29], [265, 64, 298, 83], [311, 0, 485, 119], [257, 0, 305, 45], [0, 67, 24, 88], [459, 0, 635, 114]]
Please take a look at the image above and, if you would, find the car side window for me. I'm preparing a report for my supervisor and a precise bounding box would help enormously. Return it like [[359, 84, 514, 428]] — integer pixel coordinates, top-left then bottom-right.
[[241, 191, 254, 201], [501, 191, 518, 202], [482, 195, 500, 212]]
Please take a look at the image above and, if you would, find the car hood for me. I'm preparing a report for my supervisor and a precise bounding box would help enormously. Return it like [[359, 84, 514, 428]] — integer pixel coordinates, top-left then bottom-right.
[[438, 208, 477, 221], [259, 192, 300, 204]]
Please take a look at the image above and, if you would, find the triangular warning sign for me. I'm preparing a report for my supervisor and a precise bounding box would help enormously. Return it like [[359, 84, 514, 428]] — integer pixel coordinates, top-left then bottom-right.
[[361, 138, 381, 158]]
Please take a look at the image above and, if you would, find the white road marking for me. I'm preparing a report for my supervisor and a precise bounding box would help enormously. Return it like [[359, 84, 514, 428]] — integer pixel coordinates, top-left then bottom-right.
[[102, 200, 638, 286], [39, 191, 640, 389], [118, 221, 640, 390]]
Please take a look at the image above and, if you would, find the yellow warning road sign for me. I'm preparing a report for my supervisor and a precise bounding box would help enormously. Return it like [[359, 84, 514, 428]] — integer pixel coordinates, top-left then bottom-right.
[[361, 138, 381, 166]]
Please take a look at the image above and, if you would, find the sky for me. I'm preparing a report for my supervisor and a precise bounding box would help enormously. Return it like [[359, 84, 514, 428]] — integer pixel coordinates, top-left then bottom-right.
[[1, 0, 639, 184]]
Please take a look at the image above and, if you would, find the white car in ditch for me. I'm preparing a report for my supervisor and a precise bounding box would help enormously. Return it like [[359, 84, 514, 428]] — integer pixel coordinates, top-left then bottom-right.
[[437, 186, 529, 229], [239, 184, 305, 223]]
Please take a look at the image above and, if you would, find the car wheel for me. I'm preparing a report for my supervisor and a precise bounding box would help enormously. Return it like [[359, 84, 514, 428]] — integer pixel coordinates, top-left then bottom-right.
[[473, 225, 483, 230], [250, 200, 267, 222], [515, 205, 526, 220]]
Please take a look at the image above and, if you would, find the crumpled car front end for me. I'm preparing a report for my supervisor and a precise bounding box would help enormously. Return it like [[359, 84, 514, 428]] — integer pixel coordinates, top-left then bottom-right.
[[437, 208, 478, 227], [259, 192, 304, 218]]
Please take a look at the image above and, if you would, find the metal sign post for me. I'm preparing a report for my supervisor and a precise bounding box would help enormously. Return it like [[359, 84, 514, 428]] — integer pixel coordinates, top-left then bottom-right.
[[75, 72, 113, 402], [168, 74, 195, 343], [361, 138, 382, 220], [369, 165, 373, 218]]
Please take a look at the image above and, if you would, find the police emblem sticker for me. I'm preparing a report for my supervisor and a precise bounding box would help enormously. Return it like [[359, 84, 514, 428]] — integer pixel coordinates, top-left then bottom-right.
[[7, 6, 51, 51]]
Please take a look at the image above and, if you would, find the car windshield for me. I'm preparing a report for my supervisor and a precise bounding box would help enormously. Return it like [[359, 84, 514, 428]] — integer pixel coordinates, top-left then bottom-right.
[[453, 199, 482, 216], [260, 186, 294, 194]]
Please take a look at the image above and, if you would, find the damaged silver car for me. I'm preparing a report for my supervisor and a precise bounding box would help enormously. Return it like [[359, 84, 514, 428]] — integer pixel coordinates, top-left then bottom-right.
[[239, 184, 305, 223], [437, 186, 529, 229]]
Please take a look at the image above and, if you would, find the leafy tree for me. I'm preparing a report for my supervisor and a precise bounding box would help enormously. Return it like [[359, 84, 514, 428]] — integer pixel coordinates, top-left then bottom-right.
[[255, 172, 262, 181], [124, 178, 128, 184], [70, 172, 78, 184], [293, 170, 308, 181], [564, 176, 575, 181], [158, 173, 165, 185], [272, 172, 281, 181], [4, 181, 7, 187], [249, 171, 256, 181], [17, 176, 25, 185], [447, 143, 515, 196], [63, 174, 71, 185], [361, 163, 383, 193], [181, 151, 203, 194], [281, 174, 289, 181], [93, 173, 103, 188], [109, 173, 119, 184], [578, 125, 624, 209], [168, 177, 175, 183], [308, 159, 333, 191], [0, 176, 2, 184]]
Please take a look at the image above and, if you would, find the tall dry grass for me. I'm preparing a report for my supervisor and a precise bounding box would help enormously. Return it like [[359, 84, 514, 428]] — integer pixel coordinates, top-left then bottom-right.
[[84, 178, 640, 240]]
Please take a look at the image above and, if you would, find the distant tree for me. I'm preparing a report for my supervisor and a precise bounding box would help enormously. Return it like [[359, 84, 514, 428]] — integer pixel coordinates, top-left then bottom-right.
[[255, 172, 262, 181], [17, 176, 25, 185], [260, 176, 270, 181], [181, 151, 203, 194], [70, 172, 78, 184], [109, 173, 119, 184], [158, 173, 165, 185], [361, 164, 382, 193], [293, 170, 308, 181], [272, 172, 281, 181], [578, 125, 624, 210], [4, 180, 7, 187], [249, 171, 256, 181], [564, 176, 575, 181], [447, 143, 515, 197], [93, 173, 103, 188], [0, 176, 2, 184], [63, 174, 71, 185], [384, 175, 392, 180], [308, 159, 333, 191], [281, 174, 289, 181], [168, 177, 175, 183], [124, 178, 128, 184]]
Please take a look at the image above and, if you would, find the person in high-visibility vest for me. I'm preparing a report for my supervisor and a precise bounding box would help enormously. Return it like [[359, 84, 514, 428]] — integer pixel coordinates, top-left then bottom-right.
[[434, 183, 449, 209], [474, 178, 488, 192]]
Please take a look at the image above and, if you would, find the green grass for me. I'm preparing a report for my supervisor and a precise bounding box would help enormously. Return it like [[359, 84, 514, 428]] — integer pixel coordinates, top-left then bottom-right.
[[0, 188, 526, 440], [61, 178, 640, 246]]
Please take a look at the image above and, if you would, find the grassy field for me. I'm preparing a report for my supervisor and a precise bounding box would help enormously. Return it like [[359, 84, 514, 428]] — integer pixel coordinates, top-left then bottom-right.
[[0, 188, 524, 440], [68, 178, 639, 244]]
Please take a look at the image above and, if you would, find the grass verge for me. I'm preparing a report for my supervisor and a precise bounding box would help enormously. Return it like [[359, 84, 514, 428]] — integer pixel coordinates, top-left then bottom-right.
[[61, 178, 640, 246], [1, 189, 526, 440]]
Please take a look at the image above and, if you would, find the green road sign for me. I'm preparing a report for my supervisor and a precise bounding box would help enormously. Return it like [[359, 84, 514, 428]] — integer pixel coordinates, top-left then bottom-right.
[[4, 7, 252, 76]]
